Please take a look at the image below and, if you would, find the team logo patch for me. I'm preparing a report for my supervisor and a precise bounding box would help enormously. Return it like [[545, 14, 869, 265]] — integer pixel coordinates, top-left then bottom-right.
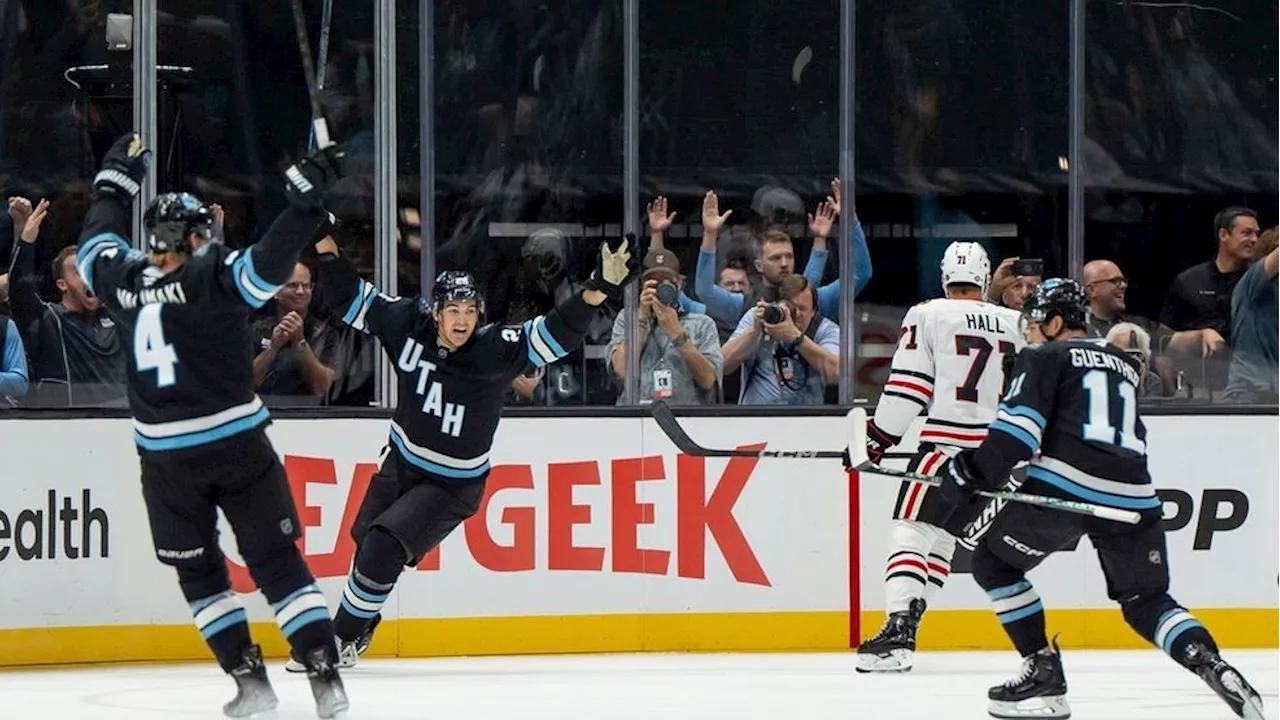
[[1148, 550, 1162, 565], [280, 518, 294, 535]]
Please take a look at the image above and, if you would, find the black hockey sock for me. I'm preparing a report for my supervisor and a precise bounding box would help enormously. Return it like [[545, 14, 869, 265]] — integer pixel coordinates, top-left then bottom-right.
[[246, 545, 336, 659], [334, 527, 405, 642], [267, 582, 336, 659], [189, 590, 253, 673], [1121, 593, 1217, 669], [986, 579, 1048, 658]]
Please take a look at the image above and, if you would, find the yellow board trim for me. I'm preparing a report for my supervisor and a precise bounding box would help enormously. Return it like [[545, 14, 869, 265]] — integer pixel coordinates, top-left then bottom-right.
[[0, 608, 1272, 668]]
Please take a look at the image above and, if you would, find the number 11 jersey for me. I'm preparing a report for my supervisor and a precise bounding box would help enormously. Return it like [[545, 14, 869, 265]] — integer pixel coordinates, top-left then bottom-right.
[[876, 298, 1026, 449]]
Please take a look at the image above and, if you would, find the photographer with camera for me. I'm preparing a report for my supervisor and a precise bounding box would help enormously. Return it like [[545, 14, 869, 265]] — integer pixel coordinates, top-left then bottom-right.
[[607, 250, 722, 405], [720, 275, 839, 405]]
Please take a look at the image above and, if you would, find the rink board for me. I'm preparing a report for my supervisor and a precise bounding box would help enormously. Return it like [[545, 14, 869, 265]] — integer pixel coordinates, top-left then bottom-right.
[[0, 415, 1273, 666]]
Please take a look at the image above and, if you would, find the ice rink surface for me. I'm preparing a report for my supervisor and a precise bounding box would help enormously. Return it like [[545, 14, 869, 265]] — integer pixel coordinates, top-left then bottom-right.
[[2, 649, 1274, 720]]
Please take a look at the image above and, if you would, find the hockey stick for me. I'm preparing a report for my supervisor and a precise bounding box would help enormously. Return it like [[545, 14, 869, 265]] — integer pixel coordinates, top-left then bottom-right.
[[307, 0, 335, 151], [649, 401, 1142, 525], [289, 0, 334, 149]]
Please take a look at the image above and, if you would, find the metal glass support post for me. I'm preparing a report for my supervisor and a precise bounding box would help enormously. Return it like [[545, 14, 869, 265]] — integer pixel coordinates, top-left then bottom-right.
[[621, 0, 640, 405], [132, 0, 157, 249], [1067, 0, 1085, 280], [375, 0, 399, 408], [837, 0, 857, 405], [419, 0, 436, 299]]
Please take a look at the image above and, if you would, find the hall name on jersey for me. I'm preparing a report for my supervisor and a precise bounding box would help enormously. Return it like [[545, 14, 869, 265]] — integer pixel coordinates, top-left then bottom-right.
[[398, 339, 466, 437], [115, 283, 188, 310], [1068, 346, 1140, 386], [965, 313, 1008, 333]]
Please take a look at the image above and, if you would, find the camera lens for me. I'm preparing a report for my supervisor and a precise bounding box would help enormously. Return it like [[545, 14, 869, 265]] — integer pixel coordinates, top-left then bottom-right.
[[656, 280, 679, 307], [762, 303, 785, 324]]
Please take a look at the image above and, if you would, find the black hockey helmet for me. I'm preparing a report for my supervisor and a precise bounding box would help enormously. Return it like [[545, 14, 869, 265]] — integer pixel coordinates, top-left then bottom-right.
[[144, 192, 213, 254], [430, 270, 485, 317], [1022, 277, 1088, 330]]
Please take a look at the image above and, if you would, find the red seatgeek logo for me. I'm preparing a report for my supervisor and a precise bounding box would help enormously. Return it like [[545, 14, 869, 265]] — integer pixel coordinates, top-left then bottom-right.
[[226, 446, 771, 592]]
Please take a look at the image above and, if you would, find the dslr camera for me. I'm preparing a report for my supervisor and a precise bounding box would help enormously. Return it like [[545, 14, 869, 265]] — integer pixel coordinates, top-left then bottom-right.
[[762, 302, 789, 325], [655, 280, 680, 308]]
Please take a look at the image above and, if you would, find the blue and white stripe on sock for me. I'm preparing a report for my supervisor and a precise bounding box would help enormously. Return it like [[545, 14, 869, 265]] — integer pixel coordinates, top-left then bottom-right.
[[272, 583, 330, 639], [191, 590, 247, 639], [988, 579, 1043, 625], [1154, 607, 1204, 656], [340, 570, 391, 620]]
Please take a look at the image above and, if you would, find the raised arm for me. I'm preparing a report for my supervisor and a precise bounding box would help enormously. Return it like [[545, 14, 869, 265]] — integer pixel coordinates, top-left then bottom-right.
[[76, 134, 151, 296], [694, 191, 744, 324], [218, 146, 344, 309]]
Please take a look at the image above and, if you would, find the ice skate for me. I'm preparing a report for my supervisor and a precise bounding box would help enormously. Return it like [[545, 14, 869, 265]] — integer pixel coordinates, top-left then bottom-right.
[[987, 636, 1070, 719], [1182, 642, 1266, 720], [287, 614, 380, 673], [222, 644, 278, 719], [856, 598, 925, 673], [303, 645, 350, 720]]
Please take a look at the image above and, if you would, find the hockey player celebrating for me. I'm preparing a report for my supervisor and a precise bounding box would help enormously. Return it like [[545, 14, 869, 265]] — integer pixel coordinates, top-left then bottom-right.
[[285, 230, 639, 671], [75, 134, 351, 719], [939, 278, 1265, 720], [855, 241, 1024, 673]]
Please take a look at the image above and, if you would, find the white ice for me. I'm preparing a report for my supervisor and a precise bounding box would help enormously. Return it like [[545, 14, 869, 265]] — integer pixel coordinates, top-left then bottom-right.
[[1, 650, 1275, 720]]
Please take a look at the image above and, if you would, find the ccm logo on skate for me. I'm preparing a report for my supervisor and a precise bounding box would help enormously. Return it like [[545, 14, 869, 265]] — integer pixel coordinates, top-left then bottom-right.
[[225, 450, 770, 592], [1001, 535, 1045, 557], [0, 489, 110, 562]]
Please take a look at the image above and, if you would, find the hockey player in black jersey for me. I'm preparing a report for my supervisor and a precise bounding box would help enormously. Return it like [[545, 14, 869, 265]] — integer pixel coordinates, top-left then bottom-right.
[[76, 133, 352, 719], [938, 278, 1265, 720], [282, 230, 639, 671]]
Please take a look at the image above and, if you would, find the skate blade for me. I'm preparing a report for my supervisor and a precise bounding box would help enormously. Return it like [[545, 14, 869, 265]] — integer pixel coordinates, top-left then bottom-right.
[[1221, 671, 1266, 720], [988, 696, 1071, 719], [855, 649, 913, 674]]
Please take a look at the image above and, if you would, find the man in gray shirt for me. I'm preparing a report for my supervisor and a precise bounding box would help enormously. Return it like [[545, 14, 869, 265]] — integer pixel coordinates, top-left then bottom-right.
[[1224, 228, 1278, 404], [721, 275, 840, 405], [608, 250, 722, 405]]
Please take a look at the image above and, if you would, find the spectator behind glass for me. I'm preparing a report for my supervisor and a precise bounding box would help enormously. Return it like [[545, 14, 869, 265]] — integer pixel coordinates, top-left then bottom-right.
[[1083, 260, 1129, 337], [0, 311, 30, 403], [1160, 207, 1259, 359], [1223, 227, 1279, 404], [6, 197, 125, 407], [987, 256, 1041, 311], [1105, 322, 1163, 398], [250, 262, 336, 404], [505, 227, 618, 406], [722, 275, 840, 406], [607, 250, 722, 405], [694, 181, 871, 338]]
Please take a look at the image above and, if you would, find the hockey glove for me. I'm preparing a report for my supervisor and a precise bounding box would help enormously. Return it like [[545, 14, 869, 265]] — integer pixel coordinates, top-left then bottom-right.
[[283, 144, 346, 212], [585, 234, 640, 299], [93, 133, 152, 201], [938, 450, 983, 512], [864, 421, 897, 465]]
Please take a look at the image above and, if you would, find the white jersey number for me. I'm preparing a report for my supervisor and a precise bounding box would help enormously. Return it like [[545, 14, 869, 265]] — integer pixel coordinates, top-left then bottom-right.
[[134, 304, 179, 388]]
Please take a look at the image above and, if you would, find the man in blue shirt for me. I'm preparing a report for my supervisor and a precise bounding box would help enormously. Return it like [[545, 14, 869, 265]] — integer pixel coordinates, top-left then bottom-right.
[[695, 183, 872, 336], [0, 314, 30, 400], [720, 275, 840, 405], [1223, 228, 1278, 403]]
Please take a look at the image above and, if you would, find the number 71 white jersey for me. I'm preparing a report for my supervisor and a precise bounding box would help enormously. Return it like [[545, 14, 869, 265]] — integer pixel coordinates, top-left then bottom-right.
[[876, 298, 1026, 449]]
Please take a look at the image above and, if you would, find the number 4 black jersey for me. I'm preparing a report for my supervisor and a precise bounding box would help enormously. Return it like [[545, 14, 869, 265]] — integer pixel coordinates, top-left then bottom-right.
[[76, 194, 326, 453], [316, 252, 599, 482], [971, 338, 1160, 512]]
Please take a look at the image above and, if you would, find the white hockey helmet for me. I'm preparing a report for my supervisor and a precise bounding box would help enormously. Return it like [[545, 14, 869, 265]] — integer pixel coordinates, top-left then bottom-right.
[[940, 241, 991, 295]]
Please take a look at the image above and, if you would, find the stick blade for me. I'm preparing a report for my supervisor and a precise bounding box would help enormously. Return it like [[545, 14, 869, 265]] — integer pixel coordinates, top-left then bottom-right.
[[650, 400, 703, 455], [844, 406, 870, 469]]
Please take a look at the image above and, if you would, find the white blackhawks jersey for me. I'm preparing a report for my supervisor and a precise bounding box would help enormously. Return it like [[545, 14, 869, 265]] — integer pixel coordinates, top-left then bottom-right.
[[876, 298, 1025, 449]]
